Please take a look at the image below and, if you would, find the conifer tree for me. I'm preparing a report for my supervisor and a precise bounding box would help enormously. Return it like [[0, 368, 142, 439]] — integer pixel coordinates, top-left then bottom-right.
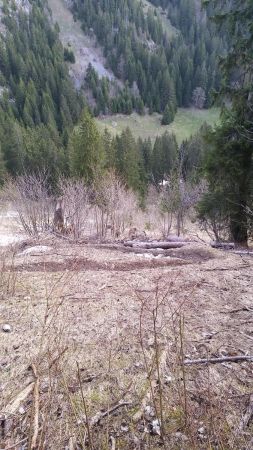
[[199, 0, 253, 245], [69, 109, 105, 181]]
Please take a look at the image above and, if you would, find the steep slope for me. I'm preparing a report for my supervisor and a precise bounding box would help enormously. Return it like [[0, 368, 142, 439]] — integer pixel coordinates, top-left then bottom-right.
[[69, 0, 225, 115], [48, 0, 117, 89], [0, 0, 83, 175]]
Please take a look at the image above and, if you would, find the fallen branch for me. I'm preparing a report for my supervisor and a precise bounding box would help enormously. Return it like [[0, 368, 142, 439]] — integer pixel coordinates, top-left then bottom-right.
[[4, 437, 28, 450], [3, 382, 34, 415], [31, 363, 40, 450], [89, 401, 131, 427], [221, 306, 253, 314], [184, 355, 253, 365], [239, 331, 253, 341], [238, 394, 253, 431], [200, 265, 250, 272], [211, 241, 235, 249]]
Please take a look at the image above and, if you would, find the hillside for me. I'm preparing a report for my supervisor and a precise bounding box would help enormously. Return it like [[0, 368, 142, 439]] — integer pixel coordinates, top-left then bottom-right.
[[46, 0, 226, 116], [48, 0, 116, 89]]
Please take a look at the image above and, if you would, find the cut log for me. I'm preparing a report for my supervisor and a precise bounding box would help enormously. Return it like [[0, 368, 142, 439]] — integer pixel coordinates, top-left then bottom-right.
[[124, 240, 190, 249], [210, 241, 235, 249]]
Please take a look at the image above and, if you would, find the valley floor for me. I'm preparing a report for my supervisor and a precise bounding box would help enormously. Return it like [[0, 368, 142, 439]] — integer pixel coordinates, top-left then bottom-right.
[[1, 231, 253, 449], [96, 108, 220, 143]]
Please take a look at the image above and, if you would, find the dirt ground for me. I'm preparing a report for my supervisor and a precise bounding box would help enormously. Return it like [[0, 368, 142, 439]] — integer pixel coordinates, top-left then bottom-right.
[[0, 234, 253, 449]]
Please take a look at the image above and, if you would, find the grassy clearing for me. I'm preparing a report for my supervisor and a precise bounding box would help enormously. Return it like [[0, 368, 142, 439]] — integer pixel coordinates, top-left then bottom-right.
[[96, 108, 220, 143]]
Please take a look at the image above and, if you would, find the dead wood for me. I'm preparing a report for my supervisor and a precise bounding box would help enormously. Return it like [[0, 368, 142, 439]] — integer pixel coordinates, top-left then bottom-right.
[[89, 401, 131, 427], [238, 394, 253, 431], [221, 306, 253, 314], [4, 437, 28, 450], [239, 331, 253, 341], [211, 241, 235, 249], [3, 382, 34, 415], [124, 240, 190, 249], [30, 363, 40, 450], [184, 355, 253, 365], [233, 250, 253, 256], [200, 265, 250, 272]]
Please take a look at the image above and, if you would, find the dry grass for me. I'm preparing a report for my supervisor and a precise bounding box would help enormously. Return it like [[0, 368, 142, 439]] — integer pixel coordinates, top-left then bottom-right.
[[0, 233, 253, 449]]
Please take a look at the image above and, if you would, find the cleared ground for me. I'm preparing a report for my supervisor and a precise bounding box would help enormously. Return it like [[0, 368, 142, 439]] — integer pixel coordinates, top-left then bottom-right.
[[97, 108, 220, 143], [1, 221, 253, 449]]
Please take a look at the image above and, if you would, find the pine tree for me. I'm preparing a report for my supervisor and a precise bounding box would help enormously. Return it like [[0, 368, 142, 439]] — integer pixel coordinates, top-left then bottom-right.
[[161, 102, 175, 125], [199, 0, 253, 245], [69, 109, 105, 181]]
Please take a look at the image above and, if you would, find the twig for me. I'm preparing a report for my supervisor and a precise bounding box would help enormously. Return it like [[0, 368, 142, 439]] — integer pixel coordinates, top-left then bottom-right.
[[48, 346, 68, 369], [221, 307, 253, 314], [238, 394, 253, 431], [30, 363, 40, 450], [4, 437, 28, 450], [89, 401, 131, 427], [110, 436, 116, 450], [239, 331, 253, 341], [184, 355, 253, 365], [76, 362, 93, 450]]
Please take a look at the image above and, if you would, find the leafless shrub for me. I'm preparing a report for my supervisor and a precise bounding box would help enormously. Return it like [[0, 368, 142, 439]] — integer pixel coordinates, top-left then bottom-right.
[[58, 178, 91, 240], [93, 170, 138, 239], [1, 172, 54, 236], [159, 175, 206, 236]]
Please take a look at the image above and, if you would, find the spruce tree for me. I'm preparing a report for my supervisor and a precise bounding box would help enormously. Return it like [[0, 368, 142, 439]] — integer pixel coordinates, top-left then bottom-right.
[[69, 109, 105, 181], [199, 0, 253, 245]]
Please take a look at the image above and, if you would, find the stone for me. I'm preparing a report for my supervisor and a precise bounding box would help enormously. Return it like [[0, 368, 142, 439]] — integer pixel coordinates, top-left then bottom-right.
[[151, 419, 161, 435], [2, 324, 11, 332]]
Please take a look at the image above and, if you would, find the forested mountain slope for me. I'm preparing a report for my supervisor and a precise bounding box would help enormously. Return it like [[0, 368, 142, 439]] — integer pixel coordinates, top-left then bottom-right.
[[0, 0, 83, 176], [70, 0, 226, 115]]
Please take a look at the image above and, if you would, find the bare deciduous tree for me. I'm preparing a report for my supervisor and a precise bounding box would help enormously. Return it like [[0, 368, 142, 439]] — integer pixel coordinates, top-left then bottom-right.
[[58, 178, 91, 240], [93, 170, 138, 239], [2, 172, 54, 236]]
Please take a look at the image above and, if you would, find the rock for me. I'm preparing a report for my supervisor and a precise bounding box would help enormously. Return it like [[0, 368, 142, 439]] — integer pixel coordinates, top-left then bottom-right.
[[202, 332, 213, 340], [2, 324, 11, 333], [164, 374, 173, 384], [198, 426, 205, 434], [174, 432, 188, 442], [147, 337, 155, 347], [151, 419, 161, 435], [120, 422, 129, 432], [18, 406, 25, 415], [22, 245, 52, 255], [144, 405, 155, 418], [13, 344, 20, 350]]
